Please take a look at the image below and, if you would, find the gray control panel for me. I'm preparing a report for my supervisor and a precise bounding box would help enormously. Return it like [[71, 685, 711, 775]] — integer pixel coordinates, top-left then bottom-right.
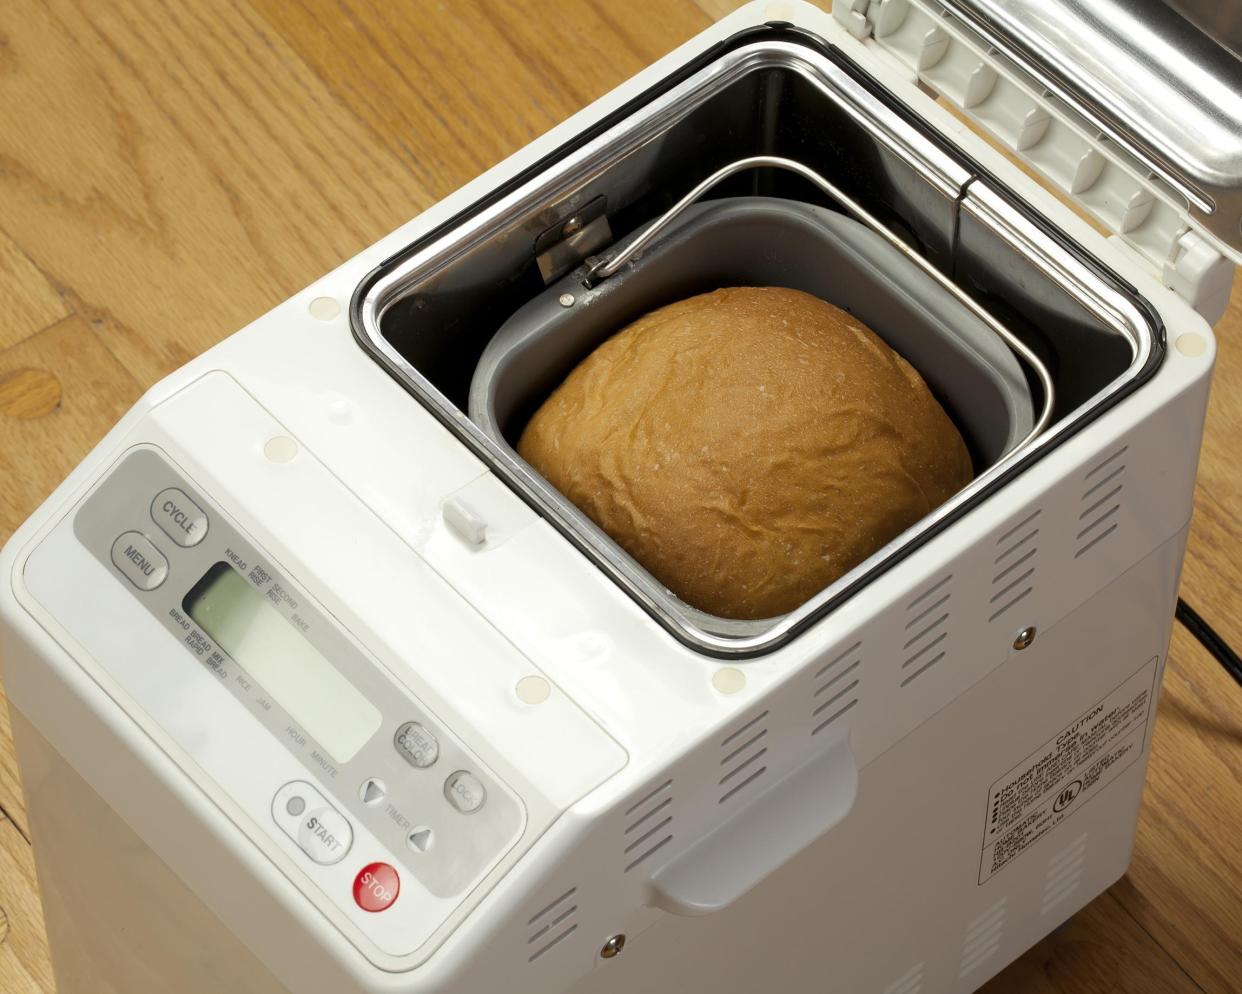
[[74, 446, 524, 898]]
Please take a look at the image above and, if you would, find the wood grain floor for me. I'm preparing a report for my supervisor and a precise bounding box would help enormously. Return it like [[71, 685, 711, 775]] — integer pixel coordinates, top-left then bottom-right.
[[0, 2, 1239, 992]]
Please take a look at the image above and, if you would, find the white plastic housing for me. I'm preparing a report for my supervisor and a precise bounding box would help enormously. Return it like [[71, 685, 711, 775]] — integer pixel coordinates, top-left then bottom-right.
[[0, 3, 1221, 993]]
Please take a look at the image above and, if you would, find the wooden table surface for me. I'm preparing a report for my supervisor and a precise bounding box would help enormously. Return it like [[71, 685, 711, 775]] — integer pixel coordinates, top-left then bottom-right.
[[1, 2, 1240, 991]]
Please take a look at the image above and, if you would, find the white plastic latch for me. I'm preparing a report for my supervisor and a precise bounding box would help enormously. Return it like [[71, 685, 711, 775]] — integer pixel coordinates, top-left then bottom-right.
[[1163, 229, 1235, 327], [837, 0, 873, 39], [835, 0, 1236, 325], [443, 498, 488, 547]]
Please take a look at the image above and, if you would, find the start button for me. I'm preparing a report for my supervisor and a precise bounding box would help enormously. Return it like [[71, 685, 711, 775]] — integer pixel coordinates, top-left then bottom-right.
[[353, 862, 400, 913]]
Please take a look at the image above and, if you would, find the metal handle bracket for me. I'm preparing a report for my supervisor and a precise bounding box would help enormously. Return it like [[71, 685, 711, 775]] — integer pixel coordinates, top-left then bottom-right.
[[585, 154, 1055, 446]]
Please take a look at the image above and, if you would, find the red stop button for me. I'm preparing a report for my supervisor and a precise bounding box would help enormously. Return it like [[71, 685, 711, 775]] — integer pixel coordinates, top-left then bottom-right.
[[353, 862, 400, 913]]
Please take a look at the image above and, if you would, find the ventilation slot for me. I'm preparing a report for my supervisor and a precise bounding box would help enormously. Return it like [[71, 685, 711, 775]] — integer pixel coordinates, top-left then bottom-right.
[[719, 710, 770, 804], [901, 574, 951, 687], [883, 961, 925, 994], [623, 779, 675, 872], [1075, 446, 1127, 558], [990, 509, 1039, 622], [1042, 833, 1088, 916], [958, 897, 1007, 979], [811, 640, 861, 736], [526, 887, 579, 963]]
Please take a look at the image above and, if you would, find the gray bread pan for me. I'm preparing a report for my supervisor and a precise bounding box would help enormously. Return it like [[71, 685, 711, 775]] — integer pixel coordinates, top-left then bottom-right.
[[470, 197, 1034, 466], [467, 197, 1036, 631]]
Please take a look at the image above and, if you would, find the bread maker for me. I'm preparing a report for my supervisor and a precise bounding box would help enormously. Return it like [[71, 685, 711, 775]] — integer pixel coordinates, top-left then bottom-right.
[[1, 2, 1238, 992]]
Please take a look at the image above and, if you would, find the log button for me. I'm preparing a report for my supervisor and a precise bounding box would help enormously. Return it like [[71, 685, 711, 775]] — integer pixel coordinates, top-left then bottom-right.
[[444, 770, 486, 814], [151, 487, 209, 547]]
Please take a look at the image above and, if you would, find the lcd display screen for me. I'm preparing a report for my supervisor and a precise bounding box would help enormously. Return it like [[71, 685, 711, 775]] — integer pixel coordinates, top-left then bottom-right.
[[184, 562, 381, 762]]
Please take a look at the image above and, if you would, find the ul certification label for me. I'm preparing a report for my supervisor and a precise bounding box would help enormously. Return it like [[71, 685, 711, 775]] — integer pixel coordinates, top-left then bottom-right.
[[979, 658, 1158, 883]]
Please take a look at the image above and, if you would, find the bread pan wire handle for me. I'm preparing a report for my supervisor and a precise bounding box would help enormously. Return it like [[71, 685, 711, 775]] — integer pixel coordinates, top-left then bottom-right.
[[584, 154, 1055, 445]]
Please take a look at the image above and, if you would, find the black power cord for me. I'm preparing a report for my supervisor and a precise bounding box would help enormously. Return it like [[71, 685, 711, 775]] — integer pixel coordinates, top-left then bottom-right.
[[1176, 597, 1242, 688]]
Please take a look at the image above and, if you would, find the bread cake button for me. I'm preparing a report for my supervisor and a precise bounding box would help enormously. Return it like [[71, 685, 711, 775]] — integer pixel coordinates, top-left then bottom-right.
[[394, 721, 440, 769]]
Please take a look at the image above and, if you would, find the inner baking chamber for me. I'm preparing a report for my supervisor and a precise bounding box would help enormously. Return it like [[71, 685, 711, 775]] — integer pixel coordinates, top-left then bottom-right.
[[361, 36, 1156, 654], [375, 56, 1134, 422]]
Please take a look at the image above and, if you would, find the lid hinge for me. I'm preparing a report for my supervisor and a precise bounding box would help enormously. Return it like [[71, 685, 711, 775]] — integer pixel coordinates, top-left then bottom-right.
[[834, 0, 1236, 324]]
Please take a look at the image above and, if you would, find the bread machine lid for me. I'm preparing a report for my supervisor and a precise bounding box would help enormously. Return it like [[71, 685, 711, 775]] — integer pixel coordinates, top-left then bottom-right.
[[836, 0, 1242, 320]]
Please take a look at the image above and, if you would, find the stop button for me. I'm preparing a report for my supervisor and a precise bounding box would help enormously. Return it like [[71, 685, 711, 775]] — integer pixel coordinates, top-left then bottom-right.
[[353, 862, 400, 913]]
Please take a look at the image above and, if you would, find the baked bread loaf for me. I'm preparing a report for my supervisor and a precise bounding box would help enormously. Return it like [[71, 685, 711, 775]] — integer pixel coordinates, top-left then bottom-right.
[[517, 286, 973, 620]]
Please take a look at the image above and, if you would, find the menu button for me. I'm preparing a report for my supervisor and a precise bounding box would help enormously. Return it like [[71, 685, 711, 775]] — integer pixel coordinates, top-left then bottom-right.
[[151, 487, 209, 548], [110, 532, 168, 591]]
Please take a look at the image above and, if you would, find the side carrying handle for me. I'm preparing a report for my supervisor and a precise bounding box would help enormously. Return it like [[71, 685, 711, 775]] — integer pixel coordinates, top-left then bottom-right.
[[648, 733, 859, 917]]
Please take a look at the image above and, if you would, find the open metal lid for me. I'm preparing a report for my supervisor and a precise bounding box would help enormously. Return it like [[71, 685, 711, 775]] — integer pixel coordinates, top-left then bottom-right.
[[945, 0, 1242, 259]]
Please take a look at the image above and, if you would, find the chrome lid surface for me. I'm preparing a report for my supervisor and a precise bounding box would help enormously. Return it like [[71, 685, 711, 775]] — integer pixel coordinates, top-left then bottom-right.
[[946, 0, 1242, 256]]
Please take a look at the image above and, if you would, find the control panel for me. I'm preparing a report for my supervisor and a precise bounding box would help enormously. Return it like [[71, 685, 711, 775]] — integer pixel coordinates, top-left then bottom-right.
[[65, 445, 526, 955]]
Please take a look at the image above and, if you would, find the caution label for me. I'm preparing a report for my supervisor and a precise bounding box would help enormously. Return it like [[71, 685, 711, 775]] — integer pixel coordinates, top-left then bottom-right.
[[979, 658, 1158, 883]]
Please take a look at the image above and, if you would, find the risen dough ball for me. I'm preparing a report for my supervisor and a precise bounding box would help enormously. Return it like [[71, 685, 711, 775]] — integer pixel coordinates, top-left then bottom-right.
[[517, 286, 973, 620]]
